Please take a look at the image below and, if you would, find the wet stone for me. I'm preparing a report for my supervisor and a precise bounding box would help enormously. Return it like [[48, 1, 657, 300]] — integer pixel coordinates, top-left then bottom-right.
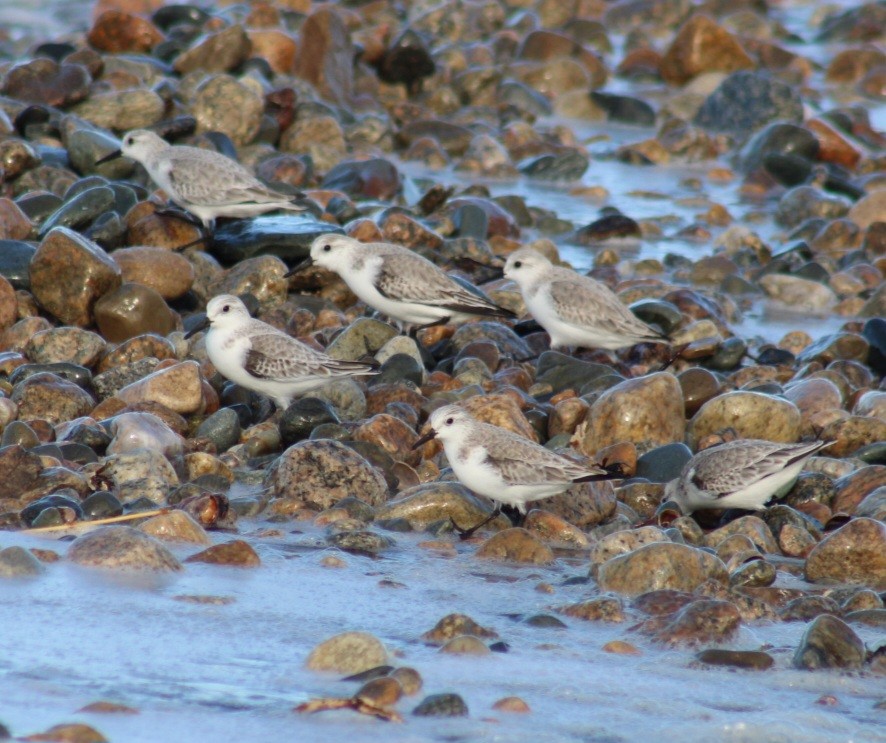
[[597, 543, 728, 595], [306, 632, 387, 675], [780, 595, 841, 622], [195, 408, 241, 453], [793, 614, 866, 670], [11, 372, 96, 425], [94, 283, 177, 343], [184, 540, 260, 567], [413, 693, 469, 718], [375, 482, 506, 531], [82, 491, 123, 520], [326, 530, 394, 556], [423, 613, 498, 644], [38, 185, 116, 238], [696, 649, 774, 670], [67, 526, 183, 572], [0, 546, 45, 577], [278, 399, 339, 447], [476, 528, 555, 565], [805, 518, 886, 589], [440, 635, 490, 655], [556, 596, 625, 623], [643, 599, 741, 646]]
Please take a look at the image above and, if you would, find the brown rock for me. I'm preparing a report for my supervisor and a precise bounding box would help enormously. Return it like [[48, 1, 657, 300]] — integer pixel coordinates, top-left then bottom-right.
[[25, 327, 106, 367], [493, 696, 530, 713], [833, 465, 886, 514], [173, 24, 251, 74], [97, 333, 176, 372], [247, 29, 298, 74], [597, 542, 728, 595], [0, 275, 19, 332], [523, 509, 589, 547], [642, 598, 741, 645], [584, 372, 685, 453], [0, 445, 43, 509], [783, 378, 844, 435], [556, 595, 625, 623], [94, 283, 178, 343], [68, 526, 182, 572], [476, 527, 555, 565], [125, 202, 203, 249], [704, 515, 780, 554], [116, 360, 204, 415], [590, 526, 670, 565], [192, 74, 263, 146], [440, 635, 490, 655], [280, 115, 346, 173], [306, 631, 387, 674], [185, 539, 261, 567], [30, 227, 122, 326], [661, 15, 754, 86], [422, 613, 498, 644], [375, 482, 509, 531], [1, 58, 90, 107], [265, 439, 388, 510], [11, 372, 96, 424], [459, 394, 538, 441], [688, 391, 801, 447], [793, 614, 866, 670], [821, 415, 886, 457], [354, 414, 420, 466], [848, 190, 886, 230], [111, 247, 195, 300], [805, 518, 886, 589], [543, 479, 617, 528], [87, 10, 165, 53], [138, 510, 211, 545], [294, 7, 353, 105], [0, 198, 33, 240]]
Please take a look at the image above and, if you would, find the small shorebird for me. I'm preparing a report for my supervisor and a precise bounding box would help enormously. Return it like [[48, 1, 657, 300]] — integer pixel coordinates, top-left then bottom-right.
[[503, 247, 667, 351], [96, 129, 307, 229], [288, 234, 515, 332], [663, 438, 832, 514], [186, 295, 378, 410], [412, 404, 622, 537]]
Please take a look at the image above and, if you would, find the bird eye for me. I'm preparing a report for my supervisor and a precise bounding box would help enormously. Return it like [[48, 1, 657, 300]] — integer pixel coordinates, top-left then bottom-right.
[[323, 244, 331, 252], [445, 417, 454, 425], [513, 261, 522, 269], [222, 304, 230, 313]]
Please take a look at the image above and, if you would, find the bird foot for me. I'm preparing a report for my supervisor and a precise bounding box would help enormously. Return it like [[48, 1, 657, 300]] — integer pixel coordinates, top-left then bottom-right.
[[449, 505, 502, 540]]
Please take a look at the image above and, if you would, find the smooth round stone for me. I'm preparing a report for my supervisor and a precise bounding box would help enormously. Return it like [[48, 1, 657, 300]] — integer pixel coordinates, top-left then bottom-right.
[[0, 239, 36, 288], [413, 693, 469, 718], [805, 518, 886, 589], [37, 185, 116, 238], [475, 528, 554, 565], [184, 540, 261, 567], [518, 150, 589, 182], [535, 351, 611, 394], [326, 529, 394, 556], [635, 442, 693, 483], [138, 510, 210, 545], [68, 526, 183, 571], [81, 491, 123, 519], [0, 420, 40, 448], [450, 321, 530, 358], [325, 318, 398, 362], [279, 398, 340, 446], [107, 411, 184, 458], [705, 336, 747, 370], [111, 246, 195, 300], [375, 482, 504, 531], [308, 422, 350, 441], [597, 543, 728, 595], [11, 371, 96, 425], [696, 649, 774, 670], [29, 507, 65, 528], [0, 546, 44, 577], [677, 367, 721, 417], [306, 631, 387, 674], [94, 283, 177, 343], [116, 361, 203, 415], [793, 615, 866, 670], [210, 217, 340, 266], [440, 635, 490, 655], [26, 326, 106, 367], [729, 559, 777, 588], [687, 391, 800, 448], [195, 407, 241, 452], [740, 122, 820, 174], [371, 354, 424, 388], [9, 362, 92, 389]]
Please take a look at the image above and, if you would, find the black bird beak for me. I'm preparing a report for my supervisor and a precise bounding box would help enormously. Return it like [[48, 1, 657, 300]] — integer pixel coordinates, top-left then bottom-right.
[[411, 428, 437, 450], [184, 314, 210, 339], [284, 256, 313, 278], [95, 149, 123, 166]]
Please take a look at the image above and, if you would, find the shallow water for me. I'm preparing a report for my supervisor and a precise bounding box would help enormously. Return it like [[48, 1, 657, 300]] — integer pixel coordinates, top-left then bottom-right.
[[1, 525, 884, 742]]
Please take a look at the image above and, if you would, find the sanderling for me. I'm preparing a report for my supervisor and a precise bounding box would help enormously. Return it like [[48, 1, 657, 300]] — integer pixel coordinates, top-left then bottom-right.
[[663, 438, 832, 514], [503, 247, 667, 351], [412, 404, 621, 536], [96, 129, 307, 229], [288, 234, 516, 331], [186, 295, 379, 410]]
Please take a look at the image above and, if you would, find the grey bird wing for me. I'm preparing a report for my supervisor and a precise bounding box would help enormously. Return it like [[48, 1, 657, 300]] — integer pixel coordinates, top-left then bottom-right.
[[480, 430, 606, 486], [166, 150, 302, 207], [547, 277, 666, 341], [688, 440, 828, 496], [376, 253, 513, 317], [243, 331, 377, 381]]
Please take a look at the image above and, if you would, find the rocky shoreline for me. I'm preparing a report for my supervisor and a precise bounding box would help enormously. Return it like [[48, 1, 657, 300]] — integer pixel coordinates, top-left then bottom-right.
[[0, 0, 884, 737]]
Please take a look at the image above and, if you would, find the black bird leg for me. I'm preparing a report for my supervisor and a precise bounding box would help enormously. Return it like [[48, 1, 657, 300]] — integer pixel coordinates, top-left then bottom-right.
[[449, 504, 502, 540]]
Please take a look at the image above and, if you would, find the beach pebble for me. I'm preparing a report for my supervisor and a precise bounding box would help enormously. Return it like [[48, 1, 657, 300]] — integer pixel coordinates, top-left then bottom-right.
[[68, 526, 182, 571], [173, 23, 250, 74], [306, 631, 387, 674], [476, 527, 555, 565], [696, 649, 774, 670], [556, 596, 625, 623], [264, 439, 388, 510], [687, 391, 800, 447], [375, 482, 506, 531], [111, 247, 195, 300], [94, 283, 178, 343], [184, 540, 261, 567], [440, 635, 490, 655], [584, 372, 686, 453], [116, 361, 203, 415], [138, 510, 210, 545], [597, 543, 728, 595], [642, 599, 741, 646], [107, 411, 184, 458], [0, 546, 45, 578], [805, 518, 886, 589], [325, 318, 398, 361], [29, 227, 122, 326], [793, 614, 866, 670], [11, 372, 96, 424], [660, 15, 753, 85], [25, 327, 106, 367], [422, 613, 498, 644], [694, 70, 802, 136], [413, 693, 469, 718]]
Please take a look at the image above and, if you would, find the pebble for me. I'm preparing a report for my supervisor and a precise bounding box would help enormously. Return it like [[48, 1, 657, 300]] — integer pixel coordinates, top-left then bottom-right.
[[138, 511, 210, 545], [184, 540, 261, 567], [412, 693, 469, 718], [793, 614, 866, 670], [0, 546, 45, 577], [306, 631, 387, 674], [68, 526, 183, 572], [476, 527, 555, 565], [805, 518, 886, 589], [597, 543, 728, 595]]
